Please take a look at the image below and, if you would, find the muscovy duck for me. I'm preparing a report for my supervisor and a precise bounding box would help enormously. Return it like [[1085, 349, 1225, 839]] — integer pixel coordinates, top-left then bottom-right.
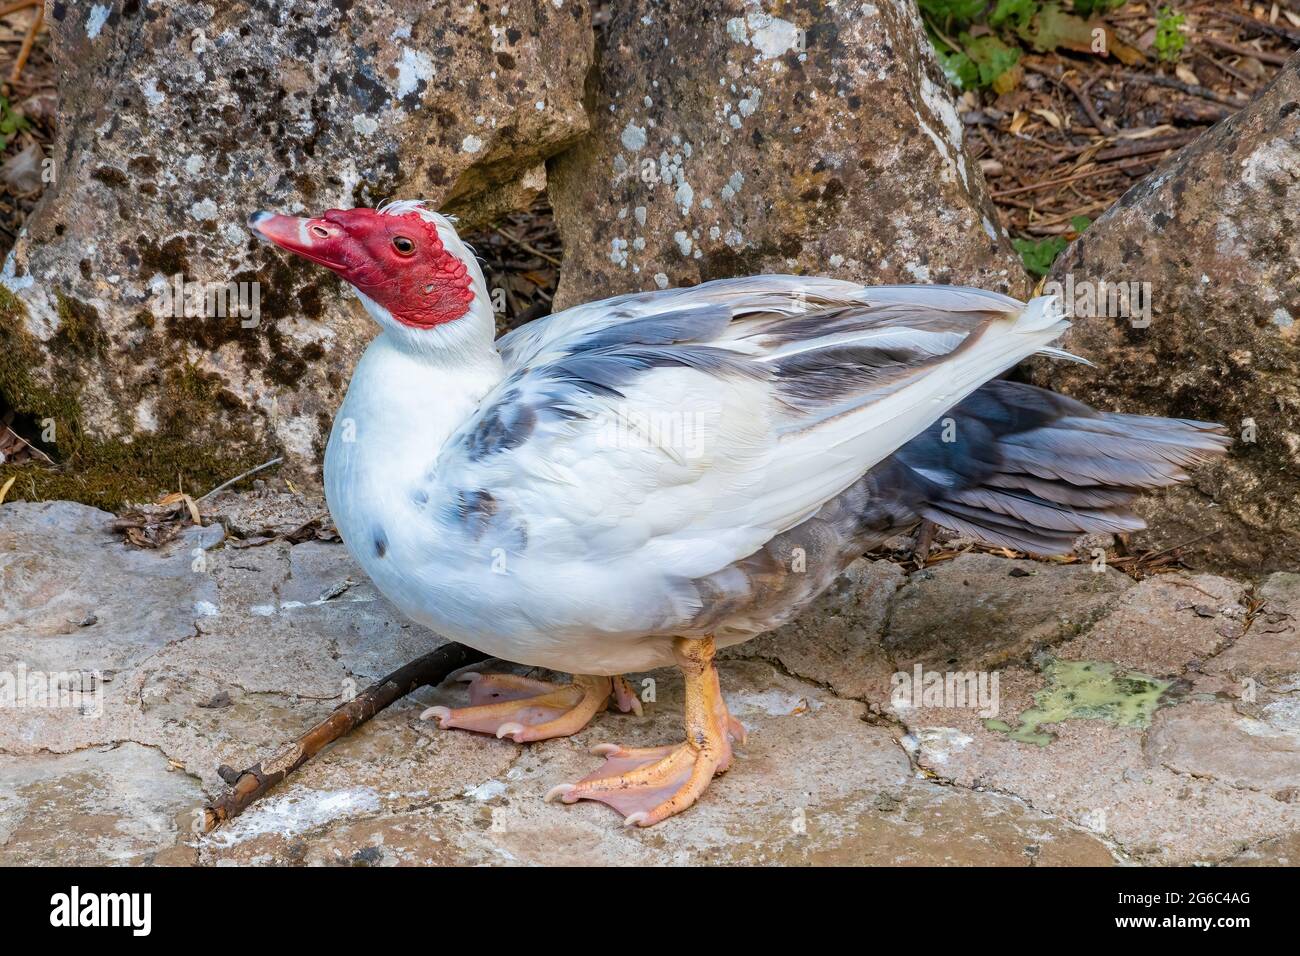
[[248, 201, 1228, 826]]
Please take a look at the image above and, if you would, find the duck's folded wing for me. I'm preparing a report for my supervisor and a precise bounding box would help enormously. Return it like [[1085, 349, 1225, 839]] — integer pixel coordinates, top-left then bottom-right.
[[438, 279, 1072, 582]]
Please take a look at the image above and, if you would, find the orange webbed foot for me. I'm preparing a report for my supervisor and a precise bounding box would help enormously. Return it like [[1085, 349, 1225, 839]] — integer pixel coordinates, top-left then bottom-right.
[[421, 671, 638, 743], [545, 636, 741, 826]]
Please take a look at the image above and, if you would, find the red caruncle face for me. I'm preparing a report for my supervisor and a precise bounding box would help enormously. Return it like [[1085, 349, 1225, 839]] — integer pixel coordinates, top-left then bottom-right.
[[249, 206, 476, 329]]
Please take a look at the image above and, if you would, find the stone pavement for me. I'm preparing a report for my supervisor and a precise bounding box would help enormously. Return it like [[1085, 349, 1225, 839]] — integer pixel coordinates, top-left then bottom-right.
[[2, 497, 1296, 865]]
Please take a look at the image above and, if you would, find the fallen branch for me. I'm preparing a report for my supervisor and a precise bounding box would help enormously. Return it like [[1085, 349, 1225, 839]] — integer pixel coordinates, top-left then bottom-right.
[[1209, 8, 1300, 44], [203, 642, 489, 832], [1201, 36, 1291, 68], [1093, 131, 1201, 162], [990, 155, 1163, 199], [1122, 71, 1247, 108], [196, 456, 284, 503], [0, 0, 39, 19], [8, 2, 41, 85], [492, 226, 562, 267]]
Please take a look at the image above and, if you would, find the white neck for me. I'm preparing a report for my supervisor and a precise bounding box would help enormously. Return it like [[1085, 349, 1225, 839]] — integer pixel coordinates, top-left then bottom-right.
[[353, 286, 501, 374], [332, 276, 505, 493]]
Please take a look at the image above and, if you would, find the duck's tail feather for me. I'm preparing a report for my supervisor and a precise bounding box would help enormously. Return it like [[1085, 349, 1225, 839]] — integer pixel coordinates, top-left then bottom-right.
[[866, 379, 1230, 556]]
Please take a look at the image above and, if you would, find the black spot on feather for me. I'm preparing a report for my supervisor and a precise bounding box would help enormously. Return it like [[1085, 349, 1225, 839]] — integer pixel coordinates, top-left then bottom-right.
[[464, 390, 537, 460]]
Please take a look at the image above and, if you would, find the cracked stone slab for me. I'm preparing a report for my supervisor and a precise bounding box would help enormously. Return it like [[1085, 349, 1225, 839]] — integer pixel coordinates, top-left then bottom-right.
[[0, 494, 1283, 865], [0, 501, 220, 669], [723, 558, 904, 704], [1055, 572, 1249, 674], [898, 663, 1300, 864], [1146, 698, 1300, 796], [1206, 572, 1300, 686], [0, 743, 205, 866], [885, 553, 1133, 671], [198, 660, 1113, 866]]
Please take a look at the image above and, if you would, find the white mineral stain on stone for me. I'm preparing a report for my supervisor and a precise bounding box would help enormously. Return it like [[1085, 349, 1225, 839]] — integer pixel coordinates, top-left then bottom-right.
[[1272, 308, 1293, 328], [461, 134, 484, 154], [917, 74, 968, 189], [185, 154, 205, 176], [743, 13, 801, 60], [190, 199, 219, 222], [395, 48, 433, 99], [1240, 137, 1300, 189], [673, 231, 692, 256], [731, 689, 824, 717], [141, 77, 165, 108], [675, 179, 694, 214], [86, 5, 111, 39], [1, 250, 33, 293], [634, 205, 647, 226], [721, 170, 745, 202], [654, 272, 670, 289], [609, 237, 629, 267], [620, 121, 647, 151], [352, 115, 379, 136], [193, 600, 220, 617], [464, 780, 507, 801], [908, 727, 974, 764], [133, 396, 159, 432], [207, 787, 381, 847], [275, 415, 318, 460]]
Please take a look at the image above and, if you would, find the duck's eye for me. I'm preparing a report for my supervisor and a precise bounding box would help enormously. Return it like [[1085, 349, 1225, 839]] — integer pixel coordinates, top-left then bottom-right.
[[392, 235, 415, 256]]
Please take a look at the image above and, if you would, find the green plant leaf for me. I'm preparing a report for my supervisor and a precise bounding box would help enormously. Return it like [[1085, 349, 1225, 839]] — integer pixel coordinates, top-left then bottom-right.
[[990, 0, 1037, 31], [1155, 7, 1186, 63], [936, 47, 980, 89], [1072, 0, 1124, 16], [968, 34, 1022, 88], [1019, 3, 1097, 53], [1013, 236, 1068, 277], [918, 0, 989, 25]]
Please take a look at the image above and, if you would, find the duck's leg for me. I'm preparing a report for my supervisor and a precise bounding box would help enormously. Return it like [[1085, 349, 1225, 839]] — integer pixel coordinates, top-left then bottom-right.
[[421, 672, 641, 743], [545, 635, 744, 827]]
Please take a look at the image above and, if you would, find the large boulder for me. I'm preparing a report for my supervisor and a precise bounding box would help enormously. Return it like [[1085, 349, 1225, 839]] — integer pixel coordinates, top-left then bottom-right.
[[1032, 54, 1300, 573], [0, 0, 592, 506], [547, 0, 1028, 310]]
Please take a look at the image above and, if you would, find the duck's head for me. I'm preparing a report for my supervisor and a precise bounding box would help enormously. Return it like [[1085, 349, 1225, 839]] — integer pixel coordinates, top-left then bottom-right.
[[248, 201, 493, 353]]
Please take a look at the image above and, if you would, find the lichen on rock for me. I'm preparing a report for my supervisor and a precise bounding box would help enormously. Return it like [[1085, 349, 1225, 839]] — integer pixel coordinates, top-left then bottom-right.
[[1032, 53, 1300, 573], [548, 0, 1028, 309], [0, 0, 593, 506]]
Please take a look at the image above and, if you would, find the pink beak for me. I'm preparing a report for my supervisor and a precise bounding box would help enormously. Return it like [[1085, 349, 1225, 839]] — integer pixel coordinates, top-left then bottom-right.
[[247, 210, 353, 272]]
